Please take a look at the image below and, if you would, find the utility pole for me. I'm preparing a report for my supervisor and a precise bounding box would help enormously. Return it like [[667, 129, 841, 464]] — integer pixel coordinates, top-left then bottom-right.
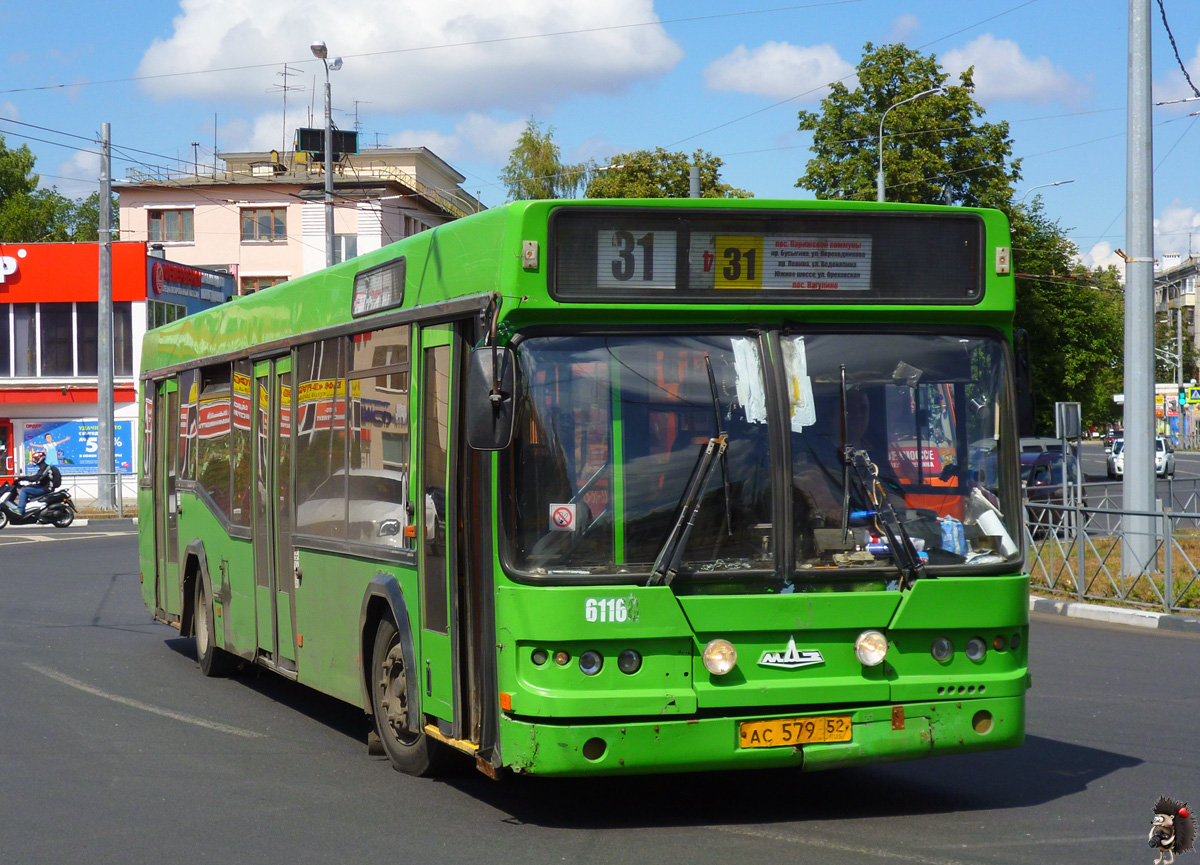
[[98, 122, 115, 510], [1123, 0, 1156, 575]]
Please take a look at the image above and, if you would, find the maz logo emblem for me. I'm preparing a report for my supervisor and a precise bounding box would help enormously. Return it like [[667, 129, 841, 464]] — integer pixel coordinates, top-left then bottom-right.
[[759, 636, 825, 669]]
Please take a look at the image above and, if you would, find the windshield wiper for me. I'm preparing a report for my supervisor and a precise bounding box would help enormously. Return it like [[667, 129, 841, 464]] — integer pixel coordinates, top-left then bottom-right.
[[647, 434, 728, 587], [843, 448, 927, 590], [704, 354, 733, 540]]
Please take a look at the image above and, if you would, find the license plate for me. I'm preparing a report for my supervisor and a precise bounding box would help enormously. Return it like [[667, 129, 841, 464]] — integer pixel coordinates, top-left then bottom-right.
[[739, 715, 852, 749]]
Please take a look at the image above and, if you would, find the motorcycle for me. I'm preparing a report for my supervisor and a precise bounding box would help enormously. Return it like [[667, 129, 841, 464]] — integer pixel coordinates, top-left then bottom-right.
[[0, 480, 76, 529]]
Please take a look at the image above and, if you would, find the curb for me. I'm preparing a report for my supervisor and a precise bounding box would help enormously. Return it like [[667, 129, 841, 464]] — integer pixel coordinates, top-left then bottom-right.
[[1030, 595, 1200, 634]]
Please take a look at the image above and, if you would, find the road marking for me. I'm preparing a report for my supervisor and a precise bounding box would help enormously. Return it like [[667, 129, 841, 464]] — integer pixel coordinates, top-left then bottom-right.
[[710, 826, 973, 865], [25, 662, 264, 739], [0, 529, 134, 545], [712, 825, 1135, 860]]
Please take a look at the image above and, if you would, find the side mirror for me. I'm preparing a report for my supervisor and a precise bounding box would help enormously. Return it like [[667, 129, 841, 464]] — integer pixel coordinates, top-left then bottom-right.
[[1013, 329, 1036, 437], [465, 345, 517, 451]]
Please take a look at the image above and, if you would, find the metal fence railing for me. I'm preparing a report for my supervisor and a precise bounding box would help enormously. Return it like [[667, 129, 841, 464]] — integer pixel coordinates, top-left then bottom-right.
[[1025, 479, 1200, 614], [59, 473, 138, 518]]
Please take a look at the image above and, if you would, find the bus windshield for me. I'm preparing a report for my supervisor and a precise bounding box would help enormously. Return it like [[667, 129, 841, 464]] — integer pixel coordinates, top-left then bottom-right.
[[502, 329, 1018, 585]]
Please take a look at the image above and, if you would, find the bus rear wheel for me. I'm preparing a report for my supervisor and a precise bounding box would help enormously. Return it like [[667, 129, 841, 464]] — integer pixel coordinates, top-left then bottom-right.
[[371, 617, 445, 776], [194, 578, 237, 677]]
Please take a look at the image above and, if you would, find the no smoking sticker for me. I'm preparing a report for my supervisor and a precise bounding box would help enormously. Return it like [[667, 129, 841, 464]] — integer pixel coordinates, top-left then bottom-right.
[[549, 503, 577, 532]]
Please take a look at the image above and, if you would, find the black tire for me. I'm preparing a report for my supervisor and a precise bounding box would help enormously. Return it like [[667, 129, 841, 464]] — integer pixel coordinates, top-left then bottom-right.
[[370, 617, 445, 776], [194, 577, 237, 677], [49, 508, 73, 528], [0, 508, 8, 530]]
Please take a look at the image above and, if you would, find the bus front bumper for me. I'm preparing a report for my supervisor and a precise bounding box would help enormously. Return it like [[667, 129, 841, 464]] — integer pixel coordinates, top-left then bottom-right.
[[498, 694, 1024, 777]]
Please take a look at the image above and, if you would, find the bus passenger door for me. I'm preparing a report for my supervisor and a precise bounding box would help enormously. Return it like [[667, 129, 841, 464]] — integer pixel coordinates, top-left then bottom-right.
[[252, 357, 297, 672], [153, 380, 181, 619], [417, 324, 457, 725]]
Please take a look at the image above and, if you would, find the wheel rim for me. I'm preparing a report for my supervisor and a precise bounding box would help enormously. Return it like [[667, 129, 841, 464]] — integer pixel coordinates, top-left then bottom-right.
[[377, 638, 415, 744], [196, 586, 210, 655]]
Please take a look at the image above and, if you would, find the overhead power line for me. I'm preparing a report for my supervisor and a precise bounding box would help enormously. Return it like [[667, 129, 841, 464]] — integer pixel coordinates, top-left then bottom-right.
[[0, 1, 868, 96]]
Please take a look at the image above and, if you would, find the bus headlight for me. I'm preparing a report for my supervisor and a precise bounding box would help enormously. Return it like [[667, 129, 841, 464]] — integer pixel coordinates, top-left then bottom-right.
[[702, 639, 737, 675], [965, 637, 987, 662], [930, 637, 954, 663], [854, 630, 888, 667]]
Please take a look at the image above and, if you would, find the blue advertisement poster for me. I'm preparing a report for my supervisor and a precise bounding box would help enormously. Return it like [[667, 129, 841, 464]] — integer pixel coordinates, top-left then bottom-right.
[[22, 420, 134, 475]]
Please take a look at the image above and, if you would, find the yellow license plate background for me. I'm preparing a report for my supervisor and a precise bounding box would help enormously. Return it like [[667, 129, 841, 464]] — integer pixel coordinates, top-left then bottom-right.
[[739, 715, 852, 748]]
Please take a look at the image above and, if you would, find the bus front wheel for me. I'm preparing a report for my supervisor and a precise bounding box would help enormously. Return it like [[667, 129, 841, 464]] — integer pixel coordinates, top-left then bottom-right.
[[371, 617, 445, 776], [194, 578, 237, 677]]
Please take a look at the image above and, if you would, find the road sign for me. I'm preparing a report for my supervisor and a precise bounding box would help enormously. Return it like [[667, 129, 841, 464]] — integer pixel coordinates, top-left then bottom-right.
[[1189, 386, 1200, 404]]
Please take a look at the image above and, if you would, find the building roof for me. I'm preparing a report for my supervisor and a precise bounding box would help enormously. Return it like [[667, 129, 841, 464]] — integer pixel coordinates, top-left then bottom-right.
[[118, 146, 481, 219]]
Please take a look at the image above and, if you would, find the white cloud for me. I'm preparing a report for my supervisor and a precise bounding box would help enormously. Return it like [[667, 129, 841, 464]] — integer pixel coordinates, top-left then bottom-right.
[[888, 14, 920, 43], [0, 101, 18, 121], [1155, 39, 1200, 108], [135, 0, 683, 114], [50, 149, 101, 198], [387, 114, 526, 163], [704, 42, 854, 101], [1078, 241, 1124, 274], [942, 34, 1087, 105], [1155, 201, 1200, 259], [1075, 202, 1200, 277]]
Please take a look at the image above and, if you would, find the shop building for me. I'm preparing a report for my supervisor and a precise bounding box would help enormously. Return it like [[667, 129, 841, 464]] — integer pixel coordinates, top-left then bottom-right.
[[0, 241, 233, 482]]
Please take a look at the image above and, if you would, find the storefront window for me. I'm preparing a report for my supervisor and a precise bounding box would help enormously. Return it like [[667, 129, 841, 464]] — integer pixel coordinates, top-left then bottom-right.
[[0, 308, 9, 376], [13, 304, 35, 377], [114, 302, 133, 376], [77, 302, 99, 376]]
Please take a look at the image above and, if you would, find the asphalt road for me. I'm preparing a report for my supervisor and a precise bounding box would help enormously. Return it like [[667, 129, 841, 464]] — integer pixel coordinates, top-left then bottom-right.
[[1, 524, 1197, 865]]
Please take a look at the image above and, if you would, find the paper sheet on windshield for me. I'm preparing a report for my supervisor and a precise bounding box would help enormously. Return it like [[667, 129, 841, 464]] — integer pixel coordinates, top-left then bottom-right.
[[731, 337, 768, 425], [783, 337, 816, 431]]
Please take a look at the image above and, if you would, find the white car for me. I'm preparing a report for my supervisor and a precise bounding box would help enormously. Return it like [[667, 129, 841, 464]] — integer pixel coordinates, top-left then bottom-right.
[[1106, 437, 1176, 479]]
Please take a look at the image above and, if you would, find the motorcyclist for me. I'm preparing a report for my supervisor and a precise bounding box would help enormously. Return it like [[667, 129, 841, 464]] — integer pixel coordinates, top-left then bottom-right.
[[17, 451, 54, 515]]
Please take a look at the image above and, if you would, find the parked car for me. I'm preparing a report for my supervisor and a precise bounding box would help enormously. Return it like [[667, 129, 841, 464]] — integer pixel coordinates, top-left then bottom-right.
[[1105, 436, 1175, 479], [1022, 451, 1085, 537], [1020, 436, 1074, 454]]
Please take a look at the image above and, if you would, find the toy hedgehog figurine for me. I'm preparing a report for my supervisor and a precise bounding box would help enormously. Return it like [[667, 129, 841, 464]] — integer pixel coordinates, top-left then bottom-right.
[[1150, 796, 1197, 864]]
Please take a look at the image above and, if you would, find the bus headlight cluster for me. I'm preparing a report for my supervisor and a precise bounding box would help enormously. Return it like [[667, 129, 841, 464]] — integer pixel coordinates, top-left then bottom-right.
[[928, 634, 1019, 663], [530, 647, 643, 676], [854, 630, 888, 667], [702, 639, 737, 675]]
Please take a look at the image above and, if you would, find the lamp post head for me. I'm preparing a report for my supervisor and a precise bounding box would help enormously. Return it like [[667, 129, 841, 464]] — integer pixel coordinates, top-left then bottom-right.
[[310, 40, 328, 60], [330, 57, 343, 72]]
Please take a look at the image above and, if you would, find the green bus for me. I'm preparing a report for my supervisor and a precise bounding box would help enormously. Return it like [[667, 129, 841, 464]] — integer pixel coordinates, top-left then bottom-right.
[[138, 198, 1031, 778]]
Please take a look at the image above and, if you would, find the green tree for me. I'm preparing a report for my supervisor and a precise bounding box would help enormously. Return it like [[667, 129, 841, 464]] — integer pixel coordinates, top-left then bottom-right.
[[499, 118, 587, 201], [0, 136, 115, 242], [1010, 200, 1124, 431], [584, 148, 750, 199], [0, 135, 38, 201], [796, 42, 1021, 207]]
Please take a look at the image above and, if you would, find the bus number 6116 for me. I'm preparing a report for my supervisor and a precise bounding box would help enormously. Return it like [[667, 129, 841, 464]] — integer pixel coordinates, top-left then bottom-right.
[[585, 597, 629, 623]]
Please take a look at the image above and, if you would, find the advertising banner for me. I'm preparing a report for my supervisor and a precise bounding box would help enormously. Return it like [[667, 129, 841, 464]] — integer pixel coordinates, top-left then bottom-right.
[[22, 420, 134, 475]]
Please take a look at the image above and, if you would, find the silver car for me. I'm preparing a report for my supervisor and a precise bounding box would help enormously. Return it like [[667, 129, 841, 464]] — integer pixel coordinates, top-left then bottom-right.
[[1106, 437, 1176, 479]]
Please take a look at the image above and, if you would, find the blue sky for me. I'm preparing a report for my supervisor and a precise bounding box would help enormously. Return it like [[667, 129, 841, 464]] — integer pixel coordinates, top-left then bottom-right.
[[2, 0, 1199, 272]]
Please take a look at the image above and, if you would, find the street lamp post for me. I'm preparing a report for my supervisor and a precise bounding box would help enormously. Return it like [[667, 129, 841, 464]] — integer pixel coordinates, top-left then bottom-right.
[[1017, 179, 1075, 203], [876, 86, 943, 203], [310, 40, 342, 268]]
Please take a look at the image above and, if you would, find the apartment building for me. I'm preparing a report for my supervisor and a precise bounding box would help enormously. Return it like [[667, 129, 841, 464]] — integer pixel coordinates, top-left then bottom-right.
[[118, 145, 481, 295]]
